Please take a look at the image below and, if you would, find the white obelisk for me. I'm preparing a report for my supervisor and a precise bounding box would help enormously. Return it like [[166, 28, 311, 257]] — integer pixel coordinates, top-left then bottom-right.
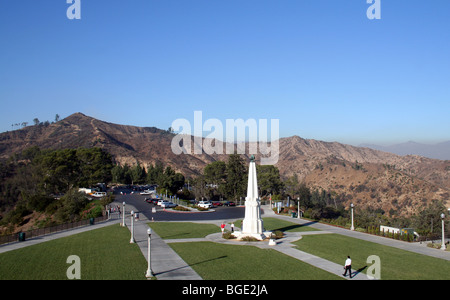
[[240, 155, 265, 240]]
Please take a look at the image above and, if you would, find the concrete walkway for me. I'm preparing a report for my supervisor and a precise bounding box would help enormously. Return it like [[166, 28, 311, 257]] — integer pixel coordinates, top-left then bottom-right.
[[0, 202, 202, 280], [164, 229, 368, 280], [261, 205, 450, 261], [2, 202, 447, 280], [123, 207, 202, 280]]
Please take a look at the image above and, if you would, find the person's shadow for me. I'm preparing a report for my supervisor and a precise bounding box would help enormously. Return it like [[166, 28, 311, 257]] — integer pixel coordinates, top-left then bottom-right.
[[351, 266, 367, 278]]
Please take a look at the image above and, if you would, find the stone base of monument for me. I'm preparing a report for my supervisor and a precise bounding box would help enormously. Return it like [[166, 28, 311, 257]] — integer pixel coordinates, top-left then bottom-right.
[[233, 231, 273, 241]]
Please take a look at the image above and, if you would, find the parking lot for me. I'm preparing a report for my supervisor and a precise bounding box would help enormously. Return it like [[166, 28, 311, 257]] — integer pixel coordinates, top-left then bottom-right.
[[112, 189, 245, 222]]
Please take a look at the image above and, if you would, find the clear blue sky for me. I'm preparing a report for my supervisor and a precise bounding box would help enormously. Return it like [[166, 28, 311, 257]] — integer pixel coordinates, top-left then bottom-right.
[[1, 0, 449, 146]]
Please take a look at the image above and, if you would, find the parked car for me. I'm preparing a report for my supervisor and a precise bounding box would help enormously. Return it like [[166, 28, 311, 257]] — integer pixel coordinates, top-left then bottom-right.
[[91, 192, 107, 198], [224, 201, 236, 206], [160, 202, 177, 208], [140, 190, 155, 195], [157, 200, 170, 206], [198, 201, 212, 209], [212, 201, 223, 207]]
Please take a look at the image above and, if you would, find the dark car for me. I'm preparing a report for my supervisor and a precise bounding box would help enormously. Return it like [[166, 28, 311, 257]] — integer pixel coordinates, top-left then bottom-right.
[[224, 201, 236, 206]]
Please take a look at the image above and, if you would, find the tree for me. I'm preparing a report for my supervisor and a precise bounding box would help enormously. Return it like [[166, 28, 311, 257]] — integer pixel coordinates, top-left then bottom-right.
[[55, 189, 89, 222], [157, 166, 185, 195], [256, 165, 284, 197], [33, 118, 40, 126], [131, 162, 146, 184], [412, 200, 447, 235], [111, 165, 124, 183], [204, 161, 226, 186], [284, 174, 299, 198], [297, 183, 312, 208], [202, 161, 227, 200], [147, 161, 164, 184], [55, 114, 60, 122], [225, 154, 247, 200]]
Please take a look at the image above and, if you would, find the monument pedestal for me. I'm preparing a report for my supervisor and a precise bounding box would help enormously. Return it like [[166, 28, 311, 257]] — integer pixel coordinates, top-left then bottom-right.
[[233, 231, 271, 241]]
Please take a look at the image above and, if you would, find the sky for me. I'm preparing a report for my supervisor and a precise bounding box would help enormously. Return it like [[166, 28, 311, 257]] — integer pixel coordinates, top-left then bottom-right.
[[0, 0, 449, 146]]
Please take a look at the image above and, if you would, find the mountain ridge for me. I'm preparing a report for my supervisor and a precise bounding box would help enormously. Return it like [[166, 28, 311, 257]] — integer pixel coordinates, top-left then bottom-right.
[[1, 112, 448, 217]]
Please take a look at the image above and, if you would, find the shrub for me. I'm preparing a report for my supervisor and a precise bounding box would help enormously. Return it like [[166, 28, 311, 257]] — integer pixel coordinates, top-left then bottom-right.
[[173, 206, 190, 212], [222, 232, 236, 239], [240, 236, 259, 242]]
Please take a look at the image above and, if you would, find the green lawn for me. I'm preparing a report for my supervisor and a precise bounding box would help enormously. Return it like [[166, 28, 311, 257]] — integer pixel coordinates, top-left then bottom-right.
[[169, 241, 342, 280], [150, 220, 340, 280], [148, 222, 220, 239], [0, 224, 148, 280], [261, 217, 320, 232], [294, 234, 450, 280]]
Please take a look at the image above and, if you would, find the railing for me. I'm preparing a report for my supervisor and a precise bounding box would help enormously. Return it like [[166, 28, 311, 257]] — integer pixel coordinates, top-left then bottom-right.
[[0, 215, 108, 246]]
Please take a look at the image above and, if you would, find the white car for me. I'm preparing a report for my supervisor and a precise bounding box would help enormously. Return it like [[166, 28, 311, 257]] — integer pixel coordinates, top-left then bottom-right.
[[91, 192, 106, 198], [198, 201, 212, 208], [160, 202, 177, 208], [157, 200, 169, 206], [140, 190, 155, 195]]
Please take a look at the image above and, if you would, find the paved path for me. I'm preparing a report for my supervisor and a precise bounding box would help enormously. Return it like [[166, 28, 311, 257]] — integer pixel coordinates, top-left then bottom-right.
[[261, 205, 450, 261], [124, 208, 202, 280], [160, 204, 449, 280], [0, 202, 202, 280], [1, 202, 448, 280], [165, 228, 368, 280]]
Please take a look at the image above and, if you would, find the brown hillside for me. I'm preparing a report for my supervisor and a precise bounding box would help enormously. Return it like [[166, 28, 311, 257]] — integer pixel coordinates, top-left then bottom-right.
[[1, 113, 448, 217]]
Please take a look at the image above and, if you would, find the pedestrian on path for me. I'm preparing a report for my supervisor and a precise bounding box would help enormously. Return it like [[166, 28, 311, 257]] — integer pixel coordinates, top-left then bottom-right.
[[343, 256, 352, 278], [231, 223, 234, 233], [220, 222, 226, 236]]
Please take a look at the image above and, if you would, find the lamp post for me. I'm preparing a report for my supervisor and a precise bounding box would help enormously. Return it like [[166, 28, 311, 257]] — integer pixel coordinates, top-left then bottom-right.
[[350, 203, 355, 231], [130, 210, 135, 243], [122, 202, 126, 227], [441, 213, 446, 251], [297, 197, 301, 219], [146, 228, 154, 278]]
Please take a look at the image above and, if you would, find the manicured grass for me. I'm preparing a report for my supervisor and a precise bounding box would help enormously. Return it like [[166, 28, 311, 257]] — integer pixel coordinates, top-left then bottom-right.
[[169, 241, 343, 280], [148, 222, 220, 239], [294, 234, 450, 280], [262, 217, 320, 232], [0, 224, 148, 280], [233, 217, 320, 233]]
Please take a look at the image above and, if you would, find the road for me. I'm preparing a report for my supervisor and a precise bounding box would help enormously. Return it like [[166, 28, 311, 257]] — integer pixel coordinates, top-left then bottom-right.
[[113, 192, 245, 222]]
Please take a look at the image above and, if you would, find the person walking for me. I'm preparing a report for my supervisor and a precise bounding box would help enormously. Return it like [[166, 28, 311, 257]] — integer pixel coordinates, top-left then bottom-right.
[[343, 256, 352, 278], [220, 222, 226, 236], [231, 222, 235, 233]]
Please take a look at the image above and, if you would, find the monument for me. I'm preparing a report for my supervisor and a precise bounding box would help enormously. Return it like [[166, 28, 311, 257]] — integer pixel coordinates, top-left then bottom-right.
[[235, 155, 270, 240]]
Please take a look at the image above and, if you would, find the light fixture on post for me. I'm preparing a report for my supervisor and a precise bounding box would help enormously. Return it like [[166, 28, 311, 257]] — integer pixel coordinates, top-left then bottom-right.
[[146, 228, 154, 278], [122, 202, 126, 227], [441, 213, 446, 251], [130, 210, 135, 243], [350, 203, 355, 231]]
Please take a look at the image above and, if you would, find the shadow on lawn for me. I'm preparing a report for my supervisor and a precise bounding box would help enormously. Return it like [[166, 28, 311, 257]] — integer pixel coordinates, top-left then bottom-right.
[[163, 232, 191, 239], [154, 256, 228, 276], [273, 221, 318, 232], [190, 255, 228, 267], [351, 266, 367, 278]]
